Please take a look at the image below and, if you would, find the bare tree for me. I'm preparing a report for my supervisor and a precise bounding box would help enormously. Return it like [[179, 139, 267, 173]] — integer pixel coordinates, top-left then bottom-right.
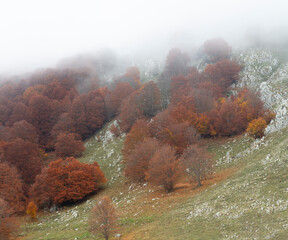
[[89, 196, 118, 240], [180, 145, 214, 187]]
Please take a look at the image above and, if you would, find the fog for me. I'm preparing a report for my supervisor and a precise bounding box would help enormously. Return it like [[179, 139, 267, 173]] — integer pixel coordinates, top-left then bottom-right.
[[0, 0, 288, 76]]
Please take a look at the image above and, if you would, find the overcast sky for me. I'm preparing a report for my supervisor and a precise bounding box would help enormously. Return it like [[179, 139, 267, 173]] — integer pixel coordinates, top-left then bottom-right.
[[0, 0, 287, 75]]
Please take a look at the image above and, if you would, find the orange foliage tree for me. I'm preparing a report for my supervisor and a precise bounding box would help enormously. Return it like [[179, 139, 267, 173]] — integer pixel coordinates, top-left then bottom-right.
[[246, 117, 267, 138], [26, 201, 38, 221], [124, 138, 161, 182], [148, 145, 180, 192], [89, 196, 118, 240], [30, 157, 106, 208], [55, 133, 85, 158], [180, 145, 214, 187]]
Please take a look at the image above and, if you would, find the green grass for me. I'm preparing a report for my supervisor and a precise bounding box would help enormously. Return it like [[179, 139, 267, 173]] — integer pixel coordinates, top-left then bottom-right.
[[21, 123, 288, 239]]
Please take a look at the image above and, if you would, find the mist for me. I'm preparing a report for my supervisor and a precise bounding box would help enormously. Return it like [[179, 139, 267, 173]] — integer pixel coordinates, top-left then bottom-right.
[[0, 0, 288, 76]]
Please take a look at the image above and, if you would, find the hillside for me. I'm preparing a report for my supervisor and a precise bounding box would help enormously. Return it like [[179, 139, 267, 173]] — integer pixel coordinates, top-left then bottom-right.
[[14, 47, 288, 240], [20, 122, 288, 240]]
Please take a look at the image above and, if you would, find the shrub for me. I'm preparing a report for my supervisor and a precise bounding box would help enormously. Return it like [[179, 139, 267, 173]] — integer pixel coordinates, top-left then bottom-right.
[[247, 117, 267, 138]]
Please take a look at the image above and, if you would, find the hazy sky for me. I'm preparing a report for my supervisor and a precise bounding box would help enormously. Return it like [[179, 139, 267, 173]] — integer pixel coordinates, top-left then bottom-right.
[[0, 0, 287, 75]]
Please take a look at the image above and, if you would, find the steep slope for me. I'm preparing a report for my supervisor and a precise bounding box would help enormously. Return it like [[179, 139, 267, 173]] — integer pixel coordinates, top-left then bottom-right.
[[236, 48, 288, 133], [20, 48, 288, 240], [21, 120, 288, 240]]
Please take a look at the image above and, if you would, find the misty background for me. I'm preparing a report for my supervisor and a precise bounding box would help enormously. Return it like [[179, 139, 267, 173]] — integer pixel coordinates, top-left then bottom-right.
[[0, 0, 288, 76]]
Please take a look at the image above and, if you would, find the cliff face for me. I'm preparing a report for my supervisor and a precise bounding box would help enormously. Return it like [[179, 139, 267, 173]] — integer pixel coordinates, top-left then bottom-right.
[[236, 48, 288, 133]]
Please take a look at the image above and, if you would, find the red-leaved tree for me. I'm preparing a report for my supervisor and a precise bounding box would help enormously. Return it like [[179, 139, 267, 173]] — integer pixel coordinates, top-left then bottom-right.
[[124, 138, 161, 182], [55, 133, 85, 158], [0, 163, 26, 213], [148, 145, 180, 192], [30, 157, 106, 208]]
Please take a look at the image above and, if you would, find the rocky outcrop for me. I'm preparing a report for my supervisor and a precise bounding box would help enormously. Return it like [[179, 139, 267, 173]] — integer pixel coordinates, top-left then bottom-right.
[[236, 49, 288, 133]]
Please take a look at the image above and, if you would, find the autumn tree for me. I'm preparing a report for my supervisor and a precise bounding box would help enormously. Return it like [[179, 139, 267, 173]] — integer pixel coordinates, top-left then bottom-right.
[[105, 82, 134, 120], [55, 133, 85, 158], [9, 120, 39, 144], [124, 138, 161, 182], [0, 163, 26, 213], [135, 81, 161, 117], [148, 145, 180, 192], [51, 113, 77, 143], [26, 201, 38, 221], [118, 81, 161, 132], [211, 99, 246, 136], [158, 48, 190, 107], [29, 94, 54, 146], [70, 90, 106, 139], [30, 158, 106, 208], [246, 117, 267, 138], [118, 92, 144, 132], [204, 38, 232, 62], [122, 119, 150, 161], [89, 196, 118, 240], [0, 138, 41, 186], [204, 59, 241, 92], [6, 102, 32, 126], [180, 145, 214, 187], [0, 198, 19, 240]]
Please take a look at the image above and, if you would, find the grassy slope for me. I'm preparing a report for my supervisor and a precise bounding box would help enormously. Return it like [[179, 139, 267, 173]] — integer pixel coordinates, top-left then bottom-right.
[[21, 124, 288, 240]]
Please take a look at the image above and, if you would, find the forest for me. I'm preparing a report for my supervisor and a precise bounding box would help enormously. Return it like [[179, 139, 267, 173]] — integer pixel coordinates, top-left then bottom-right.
[[0, 38, 275, 239]]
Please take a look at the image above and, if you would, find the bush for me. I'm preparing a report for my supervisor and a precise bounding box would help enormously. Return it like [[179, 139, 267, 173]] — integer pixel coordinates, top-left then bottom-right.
[[246, 117, 267, 138], [30, 157, 106, 208]]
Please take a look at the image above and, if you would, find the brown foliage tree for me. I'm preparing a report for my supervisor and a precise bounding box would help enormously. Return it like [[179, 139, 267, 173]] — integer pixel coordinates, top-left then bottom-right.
[[9, 120, 39, 144], [180, 145, 214, 187], [89, 196, 118, 240], [6, 102, 32, 126], [29, 94, 54, 147], [55, 133, 85, 158], [0, 163, 26, 213], [158, 49, 190, 107], [204, 59, 241, 91], [124, 138, 161, 182], [211, 99, 246, 136], [148, 145, 180, 192], [0, 138, 41, 186], [122, 119, 150, 161], [70, 90, 106, 139], [135, 81, 161, 117], [51, 113, 77, 142], [30, 158, 106, 208], [0, 198, 19, 240], [118, 81, 161, 132], [204, 38, 232, 62], [105, 82, 134, 120], [118, 92, 143, 132]]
